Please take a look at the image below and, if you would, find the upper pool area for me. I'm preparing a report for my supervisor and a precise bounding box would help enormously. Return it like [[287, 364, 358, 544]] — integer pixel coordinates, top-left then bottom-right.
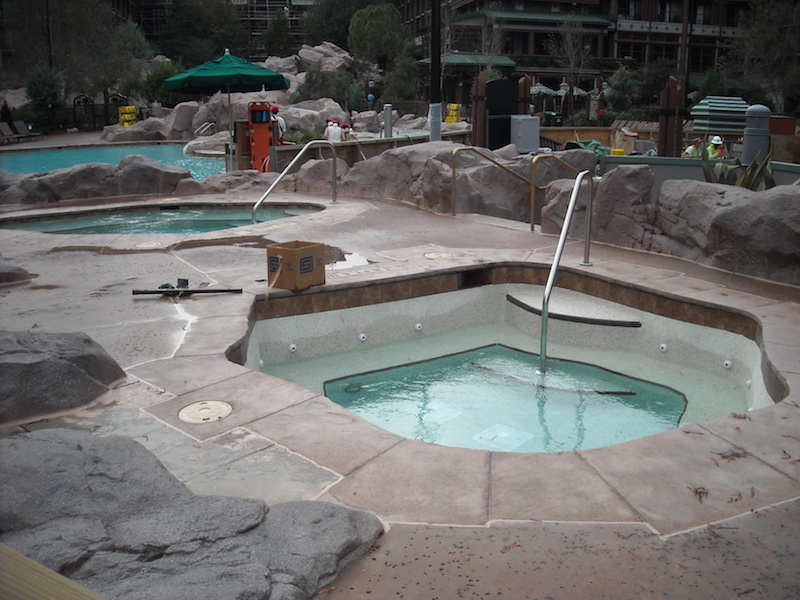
[[0, 144, 225, 180]]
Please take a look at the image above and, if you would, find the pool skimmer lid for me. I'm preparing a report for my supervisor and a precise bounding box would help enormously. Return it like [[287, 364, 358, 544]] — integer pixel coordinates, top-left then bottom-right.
[[178, 400, 233, 423]]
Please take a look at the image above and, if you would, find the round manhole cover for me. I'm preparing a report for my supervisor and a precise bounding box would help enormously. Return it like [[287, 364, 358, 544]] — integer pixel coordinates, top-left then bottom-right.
[[178, 400, 233, 424], [424, 251, 453, 259]]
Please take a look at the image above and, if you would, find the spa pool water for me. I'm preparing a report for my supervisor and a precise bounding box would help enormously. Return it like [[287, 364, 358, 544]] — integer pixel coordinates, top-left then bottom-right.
[[0, 205, 321, 235], [251, 284, 770, 452], [0, 144, 224, 180], [325, 344, 687, 452]]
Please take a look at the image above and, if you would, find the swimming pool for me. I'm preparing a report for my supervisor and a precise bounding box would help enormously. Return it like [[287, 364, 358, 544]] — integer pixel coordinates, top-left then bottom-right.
[[245, 279, 773, 452], [0, 204, 322, 234], [0, 144, 224, 180]]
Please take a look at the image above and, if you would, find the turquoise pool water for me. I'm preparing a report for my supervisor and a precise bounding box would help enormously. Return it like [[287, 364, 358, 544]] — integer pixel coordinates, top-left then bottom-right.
[[0, 205, 321, 234], [0, 145, 224, 180], [324, 344, 687, 453]]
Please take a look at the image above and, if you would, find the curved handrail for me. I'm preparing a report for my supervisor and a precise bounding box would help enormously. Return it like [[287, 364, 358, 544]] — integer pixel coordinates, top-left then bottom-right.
[[529, 154, 580, 230], [530, 153, 594, 266], [252, 140, 337, 223], [450, 147, 531, 216], [538, 169, 592, 374]]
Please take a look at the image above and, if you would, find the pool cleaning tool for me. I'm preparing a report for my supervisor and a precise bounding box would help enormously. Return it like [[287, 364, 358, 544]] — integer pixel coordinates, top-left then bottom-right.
[[132, 279, 242, 297]]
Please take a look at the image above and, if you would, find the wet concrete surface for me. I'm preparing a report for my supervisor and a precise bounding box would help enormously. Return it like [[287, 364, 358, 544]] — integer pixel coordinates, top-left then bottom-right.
[[1, 144, 799, 599]]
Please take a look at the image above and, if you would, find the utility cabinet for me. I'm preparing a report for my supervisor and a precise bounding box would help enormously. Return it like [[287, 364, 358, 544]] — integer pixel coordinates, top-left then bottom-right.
[[510, 115, 541, 153]]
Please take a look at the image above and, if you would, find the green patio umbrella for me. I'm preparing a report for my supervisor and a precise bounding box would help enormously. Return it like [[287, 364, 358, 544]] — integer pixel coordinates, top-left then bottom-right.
[[164, 49, 290, 130]]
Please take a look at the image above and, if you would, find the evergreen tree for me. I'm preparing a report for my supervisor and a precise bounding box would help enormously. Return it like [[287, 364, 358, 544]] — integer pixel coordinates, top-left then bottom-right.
[[348, 4, 408, 71], [161, 0, 250, 67], [264, 9, 295, 57], [303, 0, 384, 49]]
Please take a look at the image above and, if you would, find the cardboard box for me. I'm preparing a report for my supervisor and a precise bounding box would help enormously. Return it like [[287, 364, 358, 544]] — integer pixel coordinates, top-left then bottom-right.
[[267, 241, 325, 292]]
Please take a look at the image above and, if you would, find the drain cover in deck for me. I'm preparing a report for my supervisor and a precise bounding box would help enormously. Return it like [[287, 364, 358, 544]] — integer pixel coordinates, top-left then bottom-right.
[[178, 400, 233, 424]]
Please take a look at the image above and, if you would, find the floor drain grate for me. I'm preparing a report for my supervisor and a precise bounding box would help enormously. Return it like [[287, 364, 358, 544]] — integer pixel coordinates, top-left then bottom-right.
[[178, 400, 233, 424]]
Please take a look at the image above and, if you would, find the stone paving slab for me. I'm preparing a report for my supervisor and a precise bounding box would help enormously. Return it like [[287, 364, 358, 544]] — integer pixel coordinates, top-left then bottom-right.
[[128, 355, 252, 396], [489, 451, 642, 523], [321, 438, 491, 525], [580, 425, 800, 535], [181, 439, 340, 505], [248, 395, 403, 476], [144, 371, 316, 441], [325, 500, 800, 600], [700, 402, 800, 479]]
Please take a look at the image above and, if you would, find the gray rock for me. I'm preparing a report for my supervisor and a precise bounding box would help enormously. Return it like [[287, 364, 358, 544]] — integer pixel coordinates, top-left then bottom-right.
[[541, 168, 800, 285], [264, 55, 300, 76], [708, 185, 800, 284], [0, 255, 33, 284], [340, 142, 596, 221], [168, 101, 201, 139], [0, 156, 197, 204], [113, 155, 191, 195], [350, 110, 381, 133], [290, 99, 348, 131], [294, 158, 349, 195], [542, 164, 656, 249], [0, 330, 126, 424], [101, 118, 168, 143], [199, 169, 284, 194], [0, 429, 384, 600]]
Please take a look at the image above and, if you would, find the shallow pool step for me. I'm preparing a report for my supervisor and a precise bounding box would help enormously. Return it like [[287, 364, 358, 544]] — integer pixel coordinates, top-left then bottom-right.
[[506, 293, 642, 328]]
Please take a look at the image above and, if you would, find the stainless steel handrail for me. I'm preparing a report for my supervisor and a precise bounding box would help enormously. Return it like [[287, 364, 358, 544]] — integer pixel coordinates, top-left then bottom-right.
[[252, 140, 337, 223], [538, 169, 592, 374]]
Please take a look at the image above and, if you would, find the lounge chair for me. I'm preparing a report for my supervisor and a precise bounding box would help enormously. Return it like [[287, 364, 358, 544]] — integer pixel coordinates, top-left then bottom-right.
[[12, 120, 40, 139], [0, 122, 25, 143]]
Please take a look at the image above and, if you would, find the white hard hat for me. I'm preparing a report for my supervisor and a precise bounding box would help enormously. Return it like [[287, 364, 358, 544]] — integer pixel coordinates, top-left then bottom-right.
[[711, 135, 724, 145]]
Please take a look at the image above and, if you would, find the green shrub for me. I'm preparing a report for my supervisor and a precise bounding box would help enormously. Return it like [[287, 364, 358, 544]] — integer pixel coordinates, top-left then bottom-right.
[[701, 151, 777, 191]]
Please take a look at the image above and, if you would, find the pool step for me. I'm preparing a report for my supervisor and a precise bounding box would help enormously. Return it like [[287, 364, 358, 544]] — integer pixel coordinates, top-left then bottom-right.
[[506, 293, 642, 328]]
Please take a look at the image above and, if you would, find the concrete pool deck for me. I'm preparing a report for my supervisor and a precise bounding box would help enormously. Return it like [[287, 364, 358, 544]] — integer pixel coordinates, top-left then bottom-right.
[[1, 177, 799, 596]]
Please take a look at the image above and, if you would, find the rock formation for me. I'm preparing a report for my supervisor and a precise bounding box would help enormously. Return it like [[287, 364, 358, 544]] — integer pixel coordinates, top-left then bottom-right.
[[0, 155, 202, 204], [0, 254, 32, 284], [340, 143, 597, 219], [541, 165, 800, 285], [0, 428, 384, 600], [0, 330, 126, 424]]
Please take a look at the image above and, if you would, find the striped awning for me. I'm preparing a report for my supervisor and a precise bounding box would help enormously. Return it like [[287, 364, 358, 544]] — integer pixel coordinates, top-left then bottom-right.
[[689, 96, 750, 134]]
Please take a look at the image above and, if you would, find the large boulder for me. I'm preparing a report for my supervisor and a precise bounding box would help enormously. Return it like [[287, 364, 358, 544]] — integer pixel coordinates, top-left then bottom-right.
[[264, 55, 301, 76], [340, 143, 597, 220], [541, 164, 656, 249], [297, 42, 354, 73], [291, 98, 348, 131], [696, 183, 799, 283], [0, 156, 200, 204], [0, 330, 126, 424], [2, 162, 118, 204], [101, 117, 168, 143], [199, 169, 285, 194], [0, 429, 384, 600], [167, 101, 201, 139], [294, 158, 350, 195], [541, 169, 800, 285]]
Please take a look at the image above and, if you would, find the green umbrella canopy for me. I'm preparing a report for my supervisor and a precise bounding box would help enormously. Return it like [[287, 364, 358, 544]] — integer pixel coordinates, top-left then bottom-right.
[[164, 49, 290, 95]]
